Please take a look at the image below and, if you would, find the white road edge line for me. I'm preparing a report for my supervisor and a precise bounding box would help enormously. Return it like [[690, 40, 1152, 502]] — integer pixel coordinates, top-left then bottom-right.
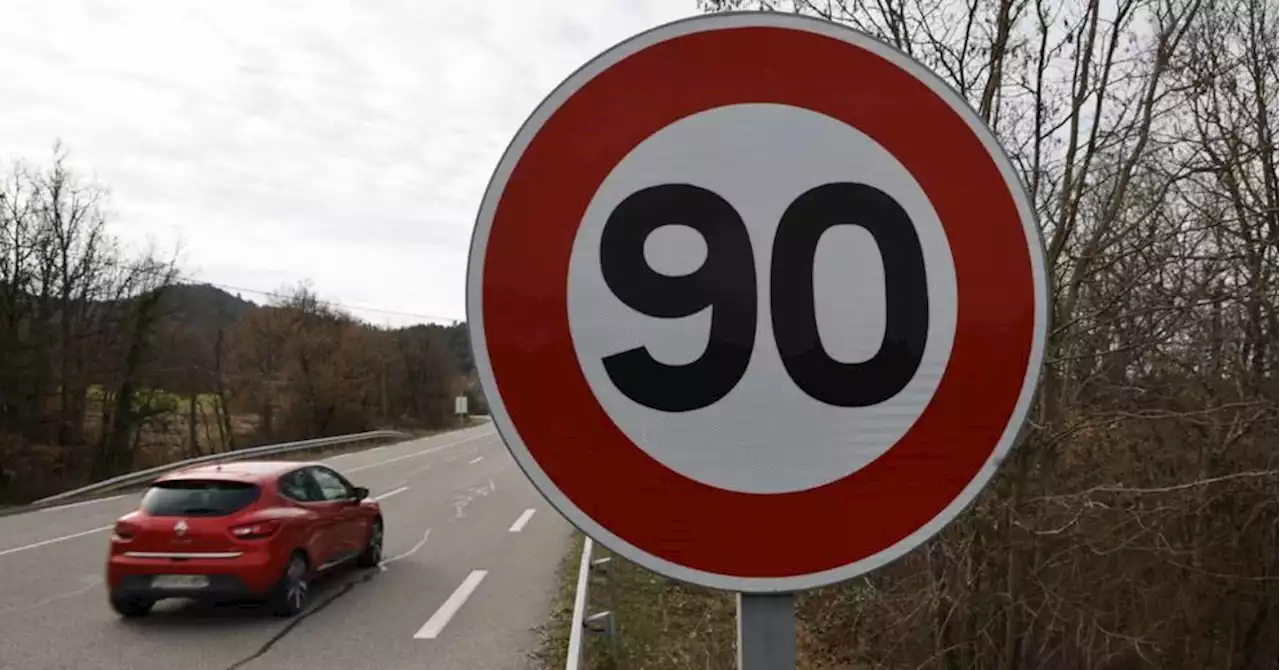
[[403, 463, 432, 478], [373, 486, 410, 502], [508, 508, 536, 533], [468, 456, 483, 465], [0, 525, 113, 558], [413, 570, 488, 640], [0, 578, 102, 615], [345, 432, 492, 474], [38, 494, 126, 513]]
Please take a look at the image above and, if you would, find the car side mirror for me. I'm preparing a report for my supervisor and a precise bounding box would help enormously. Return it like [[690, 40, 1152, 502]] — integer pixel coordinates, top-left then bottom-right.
[[351, 486, 369, 502]]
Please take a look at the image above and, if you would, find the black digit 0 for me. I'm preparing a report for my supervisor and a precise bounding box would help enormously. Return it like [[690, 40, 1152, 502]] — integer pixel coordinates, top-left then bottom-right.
[[599, 184, 757, 412], [771, 182, 929, 407]]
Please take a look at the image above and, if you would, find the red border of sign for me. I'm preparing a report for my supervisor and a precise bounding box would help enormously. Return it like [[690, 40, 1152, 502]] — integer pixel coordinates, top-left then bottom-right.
[[481, 24, 1036, 578]]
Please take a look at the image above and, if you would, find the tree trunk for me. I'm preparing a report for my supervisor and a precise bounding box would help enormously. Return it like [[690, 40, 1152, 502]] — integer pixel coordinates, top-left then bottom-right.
[[212, 325, 235, 451], [93, 288, 164, 479], [187, 392, 198, 457]]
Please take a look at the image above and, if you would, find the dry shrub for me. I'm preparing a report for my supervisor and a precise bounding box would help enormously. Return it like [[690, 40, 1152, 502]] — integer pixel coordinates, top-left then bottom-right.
[[797, 389, 1277, 670]]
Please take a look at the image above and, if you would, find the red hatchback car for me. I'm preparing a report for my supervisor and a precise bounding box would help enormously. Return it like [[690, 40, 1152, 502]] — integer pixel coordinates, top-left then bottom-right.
[[106, 460, 383, 618]]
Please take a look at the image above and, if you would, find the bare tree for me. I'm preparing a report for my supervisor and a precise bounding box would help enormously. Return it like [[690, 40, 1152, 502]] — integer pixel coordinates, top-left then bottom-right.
[[1, 146, 477, 502], [91, 253, 180, 479]]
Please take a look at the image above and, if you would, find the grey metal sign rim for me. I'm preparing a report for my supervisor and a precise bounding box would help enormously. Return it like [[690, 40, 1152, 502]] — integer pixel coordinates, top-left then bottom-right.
[[466, 11, 1049, 593]]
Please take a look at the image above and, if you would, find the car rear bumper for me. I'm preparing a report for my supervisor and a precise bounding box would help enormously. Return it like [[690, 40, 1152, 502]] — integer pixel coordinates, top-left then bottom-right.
[[111, 573, 257, 602], [107, 550, 283, 597]]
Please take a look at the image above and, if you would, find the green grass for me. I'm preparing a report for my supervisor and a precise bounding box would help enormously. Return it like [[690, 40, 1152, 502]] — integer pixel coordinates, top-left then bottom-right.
[[85, 384, 219, 414]]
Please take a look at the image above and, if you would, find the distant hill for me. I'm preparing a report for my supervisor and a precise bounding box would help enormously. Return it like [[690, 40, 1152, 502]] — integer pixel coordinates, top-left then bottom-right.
[[140, 283, 259, 345], [155, 283, 258, 337], [21, 282, 258, 344], [145, 283, 473, 365]]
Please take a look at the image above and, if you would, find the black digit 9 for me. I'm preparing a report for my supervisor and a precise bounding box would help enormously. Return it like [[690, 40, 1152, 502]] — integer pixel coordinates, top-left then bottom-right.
[[771, 182, 928, 407], [599, 184, 758, 412], [598, 181, 929, 412]]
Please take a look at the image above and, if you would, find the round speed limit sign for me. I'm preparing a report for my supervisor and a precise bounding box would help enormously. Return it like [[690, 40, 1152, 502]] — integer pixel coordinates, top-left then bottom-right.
[[468, 12, 1047, 592]]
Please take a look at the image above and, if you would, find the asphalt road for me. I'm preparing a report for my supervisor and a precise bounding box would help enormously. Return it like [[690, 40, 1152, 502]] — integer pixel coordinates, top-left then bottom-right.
[[0, 424, 573, 670]]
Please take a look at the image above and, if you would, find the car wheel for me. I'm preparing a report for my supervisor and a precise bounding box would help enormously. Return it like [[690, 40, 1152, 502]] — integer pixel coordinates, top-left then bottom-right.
[[109, 594, 153, 618], [356, 518, 383, 568], [271, 553, 310, 618]]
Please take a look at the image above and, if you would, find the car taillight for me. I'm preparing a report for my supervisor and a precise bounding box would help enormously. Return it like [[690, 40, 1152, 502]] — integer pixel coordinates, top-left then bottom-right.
[[112, 521, 136, 541], [230, 520, 281, 539]]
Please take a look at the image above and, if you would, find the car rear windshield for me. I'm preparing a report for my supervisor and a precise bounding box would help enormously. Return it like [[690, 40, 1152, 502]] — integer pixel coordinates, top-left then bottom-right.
[[141, 480, 261, 517]]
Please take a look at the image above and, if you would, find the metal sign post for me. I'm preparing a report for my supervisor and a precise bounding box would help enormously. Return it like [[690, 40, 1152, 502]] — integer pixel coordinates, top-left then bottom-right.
[[737, 593, 796, 669]]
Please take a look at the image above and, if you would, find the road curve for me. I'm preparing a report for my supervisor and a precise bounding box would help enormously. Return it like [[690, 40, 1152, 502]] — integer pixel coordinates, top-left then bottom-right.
[[0, 424, 571, 670]]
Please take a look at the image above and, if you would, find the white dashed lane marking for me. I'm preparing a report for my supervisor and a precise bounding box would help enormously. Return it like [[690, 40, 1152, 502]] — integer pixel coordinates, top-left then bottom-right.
[[414, 570, 488, 640]]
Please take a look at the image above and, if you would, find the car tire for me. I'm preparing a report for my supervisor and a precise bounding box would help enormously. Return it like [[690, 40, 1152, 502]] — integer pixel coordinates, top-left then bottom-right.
[[356, 518, 383, 568], [109, 594, 153, 618], [270, 553, 310, 618]]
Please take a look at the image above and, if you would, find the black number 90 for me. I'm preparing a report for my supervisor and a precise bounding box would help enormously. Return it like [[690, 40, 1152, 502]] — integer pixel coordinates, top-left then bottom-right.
[[599, 182, 930, 413]]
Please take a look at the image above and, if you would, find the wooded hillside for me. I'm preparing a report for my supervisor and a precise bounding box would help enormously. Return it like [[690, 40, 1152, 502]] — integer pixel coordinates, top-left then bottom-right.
[[0, 147, 483, 503]]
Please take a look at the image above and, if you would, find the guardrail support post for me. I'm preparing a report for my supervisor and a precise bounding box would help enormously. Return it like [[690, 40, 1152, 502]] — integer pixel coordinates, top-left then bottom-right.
[[584, 610, 615, 635], [592, 549, 623, 666], [567, 537, 623, 670]]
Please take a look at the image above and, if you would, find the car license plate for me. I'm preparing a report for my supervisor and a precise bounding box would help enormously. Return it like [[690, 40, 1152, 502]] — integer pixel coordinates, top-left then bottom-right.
[[151, 574, 209, 589]]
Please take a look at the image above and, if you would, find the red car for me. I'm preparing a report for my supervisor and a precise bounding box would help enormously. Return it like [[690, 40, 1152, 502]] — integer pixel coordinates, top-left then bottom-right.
[[105, 460, 384, 618]]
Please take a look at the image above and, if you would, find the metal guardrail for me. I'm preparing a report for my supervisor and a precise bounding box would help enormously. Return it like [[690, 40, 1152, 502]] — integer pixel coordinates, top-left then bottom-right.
[[567, 536, 620, 670], [24, 429, 411, 511]]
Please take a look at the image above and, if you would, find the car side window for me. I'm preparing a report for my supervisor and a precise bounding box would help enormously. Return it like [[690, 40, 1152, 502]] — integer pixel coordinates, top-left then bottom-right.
[[278, 469, 322, 502], [308, 467, 353, 502]]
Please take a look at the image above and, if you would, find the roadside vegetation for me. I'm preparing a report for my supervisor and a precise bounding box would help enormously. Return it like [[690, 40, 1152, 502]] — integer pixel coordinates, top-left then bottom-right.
[[0, 145, 486, 504], [534, 536, 741, 670], [542, 0, 1277, 668], [534, 533, 584, 669], [535, 537, 862, 670], [586, 548, 737, 670]]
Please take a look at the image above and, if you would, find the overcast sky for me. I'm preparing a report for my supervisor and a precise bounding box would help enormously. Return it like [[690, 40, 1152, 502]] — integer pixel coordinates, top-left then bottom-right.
[[0, 0, 693, 326]]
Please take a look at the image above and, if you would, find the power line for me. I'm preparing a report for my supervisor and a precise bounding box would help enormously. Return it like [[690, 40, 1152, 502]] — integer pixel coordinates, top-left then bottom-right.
[[197, 278, 464, 325], [123, 261, 464, 324]]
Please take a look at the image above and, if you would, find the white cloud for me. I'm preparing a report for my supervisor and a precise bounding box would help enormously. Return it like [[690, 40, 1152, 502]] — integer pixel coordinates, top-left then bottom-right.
[[0, 0, 694, 326]]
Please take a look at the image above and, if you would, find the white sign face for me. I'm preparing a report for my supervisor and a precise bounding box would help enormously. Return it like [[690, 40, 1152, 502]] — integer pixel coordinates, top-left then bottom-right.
[[567, 103, 958, 494], [454, 395, 468, 416]]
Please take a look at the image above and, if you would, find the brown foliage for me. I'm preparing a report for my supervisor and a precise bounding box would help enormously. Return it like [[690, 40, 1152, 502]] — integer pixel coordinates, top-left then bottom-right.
[[220, 282, 472, 443]]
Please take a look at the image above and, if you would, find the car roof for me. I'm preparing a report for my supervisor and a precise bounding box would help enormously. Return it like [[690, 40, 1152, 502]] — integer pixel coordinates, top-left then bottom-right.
[[155, 460, 323, 484]]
